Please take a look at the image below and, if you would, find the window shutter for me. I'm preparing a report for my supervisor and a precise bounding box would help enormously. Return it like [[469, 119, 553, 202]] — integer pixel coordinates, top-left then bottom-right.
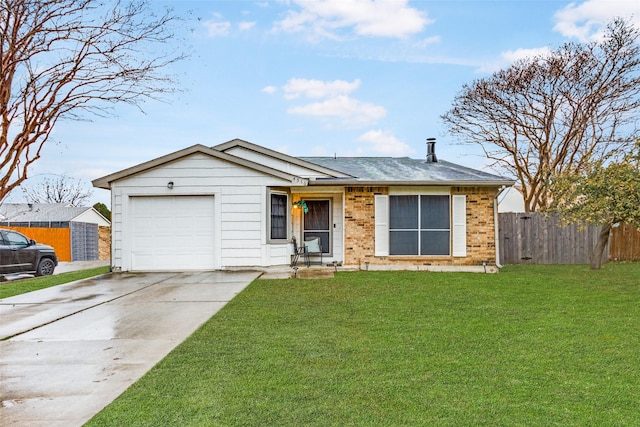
[[452, 195, 467, 257], [374, 195, 389, 256]]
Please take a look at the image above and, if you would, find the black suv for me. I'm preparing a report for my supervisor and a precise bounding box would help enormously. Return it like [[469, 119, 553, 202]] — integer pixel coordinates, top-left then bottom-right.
[[0, 228, 58, 277]]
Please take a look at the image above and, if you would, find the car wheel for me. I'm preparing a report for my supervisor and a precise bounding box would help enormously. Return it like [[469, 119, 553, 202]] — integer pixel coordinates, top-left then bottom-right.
[[36, 258, 56, 276]]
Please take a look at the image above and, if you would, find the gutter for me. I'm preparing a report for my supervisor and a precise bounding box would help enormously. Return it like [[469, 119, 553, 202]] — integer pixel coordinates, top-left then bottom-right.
[[309, 179, 516, 187], [494, 193, 503, 268]]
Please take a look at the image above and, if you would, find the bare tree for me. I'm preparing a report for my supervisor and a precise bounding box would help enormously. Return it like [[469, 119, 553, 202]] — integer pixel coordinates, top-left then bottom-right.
[[442, 18, 640, 212], [22, 173, 92, 206], [0, 0, 185, 201]]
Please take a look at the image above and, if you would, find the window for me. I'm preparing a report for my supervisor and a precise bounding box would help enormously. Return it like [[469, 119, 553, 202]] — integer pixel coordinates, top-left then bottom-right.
[[270, 192, 288, 240], [4, 230, 30, 246], [389, 195, 450, 255]]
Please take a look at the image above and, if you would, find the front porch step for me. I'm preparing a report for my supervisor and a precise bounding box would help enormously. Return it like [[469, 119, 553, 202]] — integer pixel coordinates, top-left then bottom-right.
[[295, 268, 335, 279]]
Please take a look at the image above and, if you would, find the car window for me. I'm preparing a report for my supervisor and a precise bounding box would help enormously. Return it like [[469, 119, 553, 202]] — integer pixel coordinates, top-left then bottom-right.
[[5, 231, 30, 246]]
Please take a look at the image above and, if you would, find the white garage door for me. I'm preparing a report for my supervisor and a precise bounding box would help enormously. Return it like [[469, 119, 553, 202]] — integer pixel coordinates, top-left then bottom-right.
[[130, 195, 215, 271]]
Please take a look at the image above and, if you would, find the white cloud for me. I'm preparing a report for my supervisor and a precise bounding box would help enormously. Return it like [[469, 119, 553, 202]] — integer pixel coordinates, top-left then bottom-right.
[[274, 0, 431, 40], [283, 78, 360, 99], [553, 0, 640, 41], [477, 47, 552, 74], [276, 77, 384, 128], [262, 85, 278, 94], [238, 21, 256, 31], [475, 1, 640, 75], [414, 35, 441, 48], [203, 16, 231, 37], [356, 130, 413, 156], [288, 95, 386, 127]]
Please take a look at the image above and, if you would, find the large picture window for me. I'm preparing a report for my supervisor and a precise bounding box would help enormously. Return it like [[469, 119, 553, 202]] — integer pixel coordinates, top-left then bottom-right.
[[270, 192, 288, 240], [389, 195, 450, 255]]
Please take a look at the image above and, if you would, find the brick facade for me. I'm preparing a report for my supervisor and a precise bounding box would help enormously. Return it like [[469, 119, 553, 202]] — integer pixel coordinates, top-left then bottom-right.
[[98, 226, 111, 261], [343, 186, 499, 267]]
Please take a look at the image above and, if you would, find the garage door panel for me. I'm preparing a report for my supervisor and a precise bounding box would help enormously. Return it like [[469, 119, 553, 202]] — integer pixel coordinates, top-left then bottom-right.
[[131, 196, 215, 271]]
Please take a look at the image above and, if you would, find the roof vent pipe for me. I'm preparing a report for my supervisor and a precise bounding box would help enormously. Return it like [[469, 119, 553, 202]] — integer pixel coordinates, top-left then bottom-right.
[[426, 138, 438, 163]]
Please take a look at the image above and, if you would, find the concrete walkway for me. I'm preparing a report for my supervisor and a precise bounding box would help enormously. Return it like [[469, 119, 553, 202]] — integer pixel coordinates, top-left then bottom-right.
[[0, 270, 260, 426]]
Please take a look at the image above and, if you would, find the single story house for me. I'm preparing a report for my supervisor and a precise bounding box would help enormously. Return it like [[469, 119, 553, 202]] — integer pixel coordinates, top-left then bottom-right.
[[497, 186, 526, 213], [0, 203, 111, 262], [92, 138, 514, 272]]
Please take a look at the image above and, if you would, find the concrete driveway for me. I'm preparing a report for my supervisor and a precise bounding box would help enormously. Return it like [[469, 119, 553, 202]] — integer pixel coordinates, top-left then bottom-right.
[[0, 270, 260, 427]]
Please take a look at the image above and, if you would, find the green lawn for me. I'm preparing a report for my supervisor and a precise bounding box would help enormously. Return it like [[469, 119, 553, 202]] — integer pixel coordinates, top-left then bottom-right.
[[87, 263, 640, 426], [0, 266, 111, 299]]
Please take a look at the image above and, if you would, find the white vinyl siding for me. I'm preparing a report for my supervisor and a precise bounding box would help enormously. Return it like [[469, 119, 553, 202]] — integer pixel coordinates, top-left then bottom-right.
[[111, 153, 294, 271], [452, 195, 467, 257]]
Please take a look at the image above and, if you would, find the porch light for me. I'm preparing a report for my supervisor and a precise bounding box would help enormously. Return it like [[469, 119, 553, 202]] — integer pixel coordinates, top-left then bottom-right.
[[293, 200, 308, 213], [167, 181, 174, 189]]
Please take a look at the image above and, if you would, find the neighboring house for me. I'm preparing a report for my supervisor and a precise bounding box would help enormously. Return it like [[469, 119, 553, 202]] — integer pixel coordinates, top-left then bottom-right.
[[497, 186, 526, 213], [92, 138, 514, 272], [0, 203, 111, 262]]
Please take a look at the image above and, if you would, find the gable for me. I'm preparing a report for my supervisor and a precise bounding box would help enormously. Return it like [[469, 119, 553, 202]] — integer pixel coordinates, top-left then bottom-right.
[[111, 153, 300, 187], [214, 139, 353, 179], [93, 144, 308, 189]]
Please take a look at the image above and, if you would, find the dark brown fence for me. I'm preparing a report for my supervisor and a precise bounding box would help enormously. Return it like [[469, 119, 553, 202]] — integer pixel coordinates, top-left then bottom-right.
[[498, 213, 609, 265]]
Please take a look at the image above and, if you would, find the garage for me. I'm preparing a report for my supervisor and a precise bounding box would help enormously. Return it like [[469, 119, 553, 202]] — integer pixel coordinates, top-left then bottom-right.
[[130, 195, 216, 271]]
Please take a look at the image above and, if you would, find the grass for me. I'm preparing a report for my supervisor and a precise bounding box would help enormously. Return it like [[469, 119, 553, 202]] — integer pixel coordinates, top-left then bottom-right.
[[0, 266, 111, 299], [86, 263, 640, 426]]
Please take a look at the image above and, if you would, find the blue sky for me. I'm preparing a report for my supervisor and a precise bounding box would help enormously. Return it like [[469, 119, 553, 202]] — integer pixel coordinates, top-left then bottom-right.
[[12, 0, 640, 206]]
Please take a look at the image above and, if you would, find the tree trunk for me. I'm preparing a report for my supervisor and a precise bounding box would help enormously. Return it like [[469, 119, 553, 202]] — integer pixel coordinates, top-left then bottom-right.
[[590, 222, 612, 270]]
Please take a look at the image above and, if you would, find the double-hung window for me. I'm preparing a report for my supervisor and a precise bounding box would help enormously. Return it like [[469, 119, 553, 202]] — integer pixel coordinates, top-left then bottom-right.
[[389, 195, 450, 256], [269, 192, 288, 241]]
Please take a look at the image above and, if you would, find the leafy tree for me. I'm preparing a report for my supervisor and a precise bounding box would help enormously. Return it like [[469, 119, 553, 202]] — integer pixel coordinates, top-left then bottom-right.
[[549, 141, 640, 269], [93, 202, 111, 221], [0, 0, 184, 202], [442, 18, 640, 212], [21, 173, 92, 206]]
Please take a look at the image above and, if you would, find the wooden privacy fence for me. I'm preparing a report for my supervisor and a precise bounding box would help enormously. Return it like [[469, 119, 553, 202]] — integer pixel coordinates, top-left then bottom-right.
[[610, 222, 640, 261], [498, 213, 640, 265], [1, 222, 102, 262], [5, 226, 72, 262]]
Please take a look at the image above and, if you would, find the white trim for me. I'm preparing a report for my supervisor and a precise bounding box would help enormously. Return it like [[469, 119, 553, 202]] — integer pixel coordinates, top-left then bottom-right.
[[266, 189, 289, 244], [494, 196, 502, 268], [388, 186, 450, 195]]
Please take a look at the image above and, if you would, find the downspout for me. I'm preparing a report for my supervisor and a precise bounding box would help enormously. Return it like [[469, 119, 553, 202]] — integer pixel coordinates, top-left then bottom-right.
[[494, 191, 503, 269]]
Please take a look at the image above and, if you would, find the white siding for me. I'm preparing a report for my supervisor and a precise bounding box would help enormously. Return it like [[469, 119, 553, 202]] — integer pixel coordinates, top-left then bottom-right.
[[224, 146, 332, 179], [498, 187, 525, 213], [111, 153, 293, 271], [73, 209, 111, 227]]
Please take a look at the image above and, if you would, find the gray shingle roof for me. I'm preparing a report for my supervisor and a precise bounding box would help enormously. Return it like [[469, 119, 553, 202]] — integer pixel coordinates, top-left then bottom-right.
[[0, 203, 91, 222], [300, 157, 513, 185]]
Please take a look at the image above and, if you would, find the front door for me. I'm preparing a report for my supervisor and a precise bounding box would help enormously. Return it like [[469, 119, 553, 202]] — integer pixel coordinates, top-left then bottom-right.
[[303, 199, 331, 254]]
